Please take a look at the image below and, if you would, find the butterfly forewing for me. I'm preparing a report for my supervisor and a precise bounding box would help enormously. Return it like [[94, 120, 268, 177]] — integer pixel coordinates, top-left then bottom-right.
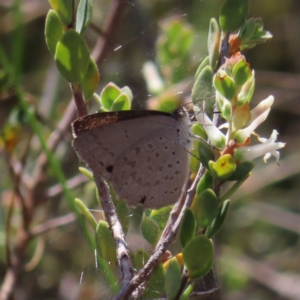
[[72, 111, 192, 208]]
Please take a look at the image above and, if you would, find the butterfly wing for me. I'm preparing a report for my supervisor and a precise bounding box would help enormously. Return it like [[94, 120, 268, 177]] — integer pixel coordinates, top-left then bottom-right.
[[72, 111, 191, 208], [111, 129, 189, 208]]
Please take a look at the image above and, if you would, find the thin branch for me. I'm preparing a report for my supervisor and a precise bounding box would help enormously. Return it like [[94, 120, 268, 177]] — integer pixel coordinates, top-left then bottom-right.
[[94, 174, 134, 290], [215, 31, 230, 72], [92, 0, 129, 63], [0, 269, 16, 300], [47, 174, 87, 198], [116, 166, 206, 300], [31, 213, 77, 236], [30, 100, 77, 202], [1, 150, 31, 229], [70, 83, 87, 117]]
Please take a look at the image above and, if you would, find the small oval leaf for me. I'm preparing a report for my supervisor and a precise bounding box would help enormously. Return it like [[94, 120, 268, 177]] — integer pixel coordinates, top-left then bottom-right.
[[192, 189, 219, 228], [49, 0, 73, 26], [45, 10, 64, 55], [228, 161, 254, 181], [183, 235, 214, 279], [116, 200, 130, 234], [207, 18, 220, 70], [232, 58, 252, 86], [111, 94, 131, 111], [100, 83, 121, 110], [74, 198, 97, 229], [150, 206, 172, 230], [213, 72, 237, 101], [76, 0, 93, 35], [55, 29, 90, 83], [133, 249, 149, 269], [206, 199, 231, 238], [179, 208, 196, 248], [196, 170, 213, 195], [141, 263, 165, 299], [195, 56, 209, 79], [192, 65, 215, 106], [198, 140, 215, 170], [140, 216, 160, 245], [95, 221, 117, 265], [165, 257, 181, 300], [220, 0, 249, 32]]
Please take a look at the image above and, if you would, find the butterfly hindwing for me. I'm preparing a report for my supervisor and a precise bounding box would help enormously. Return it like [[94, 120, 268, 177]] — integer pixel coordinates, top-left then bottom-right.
[[72, 111, 192, 208]]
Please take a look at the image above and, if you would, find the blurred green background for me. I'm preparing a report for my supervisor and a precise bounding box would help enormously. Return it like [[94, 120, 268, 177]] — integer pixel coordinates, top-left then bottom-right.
[[0, 0, 299, 299]]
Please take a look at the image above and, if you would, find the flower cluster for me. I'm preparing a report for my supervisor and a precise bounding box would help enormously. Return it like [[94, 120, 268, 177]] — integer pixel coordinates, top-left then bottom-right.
[[194, 52, 285, 165]]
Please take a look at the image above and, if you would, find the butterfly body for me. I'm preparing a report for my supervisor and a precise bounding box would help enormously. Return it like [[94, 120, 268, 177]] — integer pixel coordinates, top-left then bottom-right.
[[72, 110, 192, 208]]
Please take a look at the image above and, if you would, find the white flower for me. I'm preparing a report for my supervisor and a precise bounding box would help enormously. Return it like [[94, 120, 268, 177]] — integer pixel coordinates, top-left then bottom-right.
[[193, 105, 226, 148], [234, 96, 274, 143], [234, 130, 285, 163]]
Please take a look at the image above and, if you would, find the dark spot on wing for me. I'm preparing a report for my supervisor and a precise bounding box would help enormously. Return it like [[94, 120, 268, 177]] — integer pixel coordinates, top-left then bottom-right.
[[106, 165, 114, 173], [140, 195, 146, 204]]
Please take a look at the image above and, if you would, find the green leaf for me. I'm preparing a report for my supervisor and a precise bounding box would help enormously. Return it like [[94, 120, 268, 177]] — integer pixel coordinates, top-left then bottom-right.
[[116, 200, 130, 234], [192, 123, 207, 140], [165, 257, 182, 300], [82, 57, 99, 101], [237, 72, 255, 104], [198, 140, 215, 170], [76, 0, 93, 35], [79, 166, 93, 180], [179, 283, 195, 300], [195, 55, 209, 79], [0, 70, 11, 93], [232, 58, 252, 86], [207, 18, 220, 70], [239, 18, 256, 41], [196, 170, 213, 195], [111, 94, 131, 111], [141, 263, 165, 299], [189, 145, 200, 173], [49, 0, 73, 26], [55, 29, 90, 83], [192, 189, 219, 228], [74, 198, 97, 229], [227, 161, 254, 181], [95, 221, 117, 265], [179, 208, 196, 248], [150, 206, 172, 230], [45, 10, 64, 55], [220, 0, 249, 32], [213, 72, 237, 101], [210, 154, 236, 181], [140, 216, 160, 245], [206, 199, 231, 238], [130, 206, 144, 230], [133, 249, 149, 269], [100, 83, 121, 110], [120, 86, 133, 102], [156, 97, 180, 113], [192, 65, 215, 106], [183, 235, 214, 279]]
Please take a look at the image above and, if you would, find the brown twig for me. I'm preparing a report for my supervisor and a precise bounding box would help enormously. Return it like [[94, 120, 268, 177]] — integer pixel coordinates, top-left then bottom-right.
[[94, 174, 134, 293], [92, 0, 129, 63], [31, 213, 77, 236], [46, 173, 87, 198], [115, 166, 206, 300], [70, 83, 87, 117]]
